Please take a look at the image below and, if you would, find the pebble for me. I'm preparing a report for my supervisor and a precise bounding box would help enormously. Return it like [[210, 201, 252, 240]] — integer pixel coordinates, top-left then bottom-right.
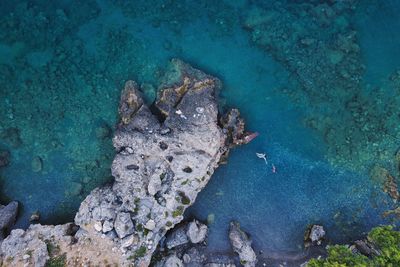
[[144, 219, 156, 230], [29, 211, 40, 222], [102, 220, 114, 233], [94, 221, 102, 232], [121, 235, 135, 248], [23, 254, 30, 260]]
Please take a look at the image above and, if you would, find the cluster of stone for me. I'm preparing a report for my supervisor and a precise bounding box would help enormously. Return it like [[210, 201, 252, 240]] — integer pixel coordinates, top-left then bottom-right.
[[153, 220, 258, 267]]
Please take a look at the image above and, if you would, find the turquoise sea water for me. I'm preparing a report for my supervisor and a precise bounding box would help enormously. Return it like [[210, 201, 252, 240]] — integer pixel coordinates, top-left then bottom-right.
[[0, 0, 399, 258]]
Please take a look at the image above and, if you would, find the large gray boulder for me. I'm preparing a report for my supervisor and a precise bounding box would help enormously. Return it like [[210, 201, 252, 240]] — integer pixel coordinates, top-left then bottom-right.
[[0, 201, 18, 236], [304, 224, 325, 247], [186, 220, 208, 244], [228, 221, 257, 267], [165, 225, 189, 249], [114, 212, 134, 238]]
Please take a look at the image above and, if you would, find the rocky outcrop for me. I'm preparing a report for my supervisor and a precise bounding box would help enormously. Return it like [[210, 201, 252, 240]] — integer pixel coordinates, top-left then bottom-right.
[[228, 221, 257, 267], [164, 219, 208, 250], [0, 201, 18, 241], [353, 240, 380, 257], [186, 220, 208, 244], [153, 219, 236, 267], [304, 224, 325, 247], [165, 224, 190, 249], [0, 59, 248, 266]]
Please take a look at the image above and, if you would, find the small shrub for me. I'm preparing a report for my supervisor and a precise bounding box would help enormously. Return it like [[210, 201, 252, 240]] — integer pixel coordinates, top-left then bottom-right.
[[172, 206, 184, 218], [135, 246, 147, 258], [45, 254, 66, 267], [308, 226, 400, 267]]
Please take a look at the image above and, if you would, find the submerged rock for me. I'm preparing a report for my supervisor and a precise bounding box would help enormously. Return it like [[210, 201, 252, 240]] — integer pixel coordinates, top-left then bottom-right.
[[0, 149, 10, 168], [207, 213, 215, 225], [31, 156, 43, 173], [370, 166, 400, 202], [228, 221, 257, 267]]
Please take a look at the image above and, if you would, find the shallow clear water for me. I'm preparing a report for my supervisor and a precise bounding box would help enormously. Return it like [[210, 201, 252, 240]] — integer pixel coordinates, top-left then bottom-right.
[[0, 0, 399, 255]]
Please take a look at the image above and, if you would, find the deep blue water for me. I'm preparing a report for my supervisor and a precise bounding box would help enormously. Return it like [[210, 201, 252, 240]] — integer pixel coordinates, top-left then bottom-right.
[[0, 0, 399, 256]]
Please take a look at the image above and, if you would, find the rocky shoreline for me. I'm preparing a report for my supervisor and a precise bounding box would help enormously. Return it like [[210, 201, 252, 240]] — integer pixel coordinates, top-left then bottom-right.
[[0, 59, 256, 267], [0, 59, 391, 267]]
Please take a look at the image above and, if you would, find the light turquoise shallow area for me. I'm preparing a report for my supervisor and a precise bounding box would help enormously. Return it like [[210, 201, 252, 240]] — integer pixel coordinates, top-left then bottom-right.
[[0, 0, 399, 255]]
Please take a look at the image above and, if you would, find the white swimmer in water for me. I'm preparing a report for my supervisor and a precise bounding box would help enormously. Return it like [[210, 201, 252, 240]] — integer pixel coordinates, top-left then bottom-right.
[[256, 152, 268, 165]]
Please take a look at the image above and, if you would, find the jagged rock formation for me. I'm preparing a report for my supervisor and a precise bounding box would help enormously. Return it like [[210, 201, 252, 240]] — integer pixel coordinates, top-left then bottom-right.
[[228, 221, 257, 267], [0, 59, 248, 267], [0, 201, 18, 241], [304, 224, 326, 248], [153, 220, 236, 267]]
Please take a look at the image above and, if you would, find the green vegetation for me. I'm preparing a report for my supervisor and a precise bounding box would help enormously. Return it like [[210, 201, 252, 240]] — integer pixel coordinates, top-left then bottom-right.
[[160, 173, 166, 180], [45, 254, 66, 267], [308, 226, 400, 267], [172, 206, 184, 218], [136, 223, 143, 232], [45, 240, 60, 255], [178, 191, 191, 205], [127, 246, 148, 261], [135, 246, 147, 258], [143, 228, 150, 236]]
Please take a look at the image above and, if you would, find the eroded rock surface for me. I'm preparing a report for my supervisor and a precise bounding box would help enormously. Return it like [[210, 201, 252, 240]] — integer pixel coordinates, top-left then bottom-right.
[[0, 201, 18, 241], [0, 59, 247, 267], [228, 221, 257, 267], [304, 225, 325, 247]]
